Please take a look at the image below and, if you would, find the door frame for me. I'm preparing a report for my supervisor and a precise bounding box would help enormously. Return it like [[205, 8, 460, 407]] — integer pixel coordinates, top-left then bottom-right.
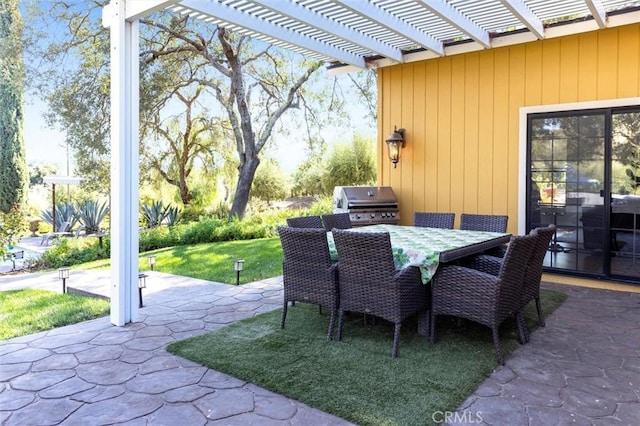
[[518, 97, 640, 235]]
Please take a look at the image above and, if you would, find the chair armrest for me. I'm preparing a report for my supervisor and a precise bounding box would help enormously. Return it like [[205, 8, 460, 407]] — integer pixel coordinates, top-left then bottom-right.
[[432, 265, 499, 297], [394, 266, 422, 286], [464, 255, 502, 276]]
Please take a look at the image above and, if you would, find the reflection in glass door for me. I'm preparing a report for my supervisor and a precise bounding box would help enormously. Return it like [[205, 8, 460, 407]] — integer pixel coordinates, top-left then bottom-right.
[[529, 113, 606, 276], [610, 111, 640, 280]]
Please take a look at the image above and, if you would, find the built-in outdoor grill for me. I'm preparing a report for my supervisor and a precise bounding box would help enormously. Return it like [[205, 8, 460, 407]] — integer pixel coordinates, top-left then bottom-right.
[[333, 186, 400, 226]]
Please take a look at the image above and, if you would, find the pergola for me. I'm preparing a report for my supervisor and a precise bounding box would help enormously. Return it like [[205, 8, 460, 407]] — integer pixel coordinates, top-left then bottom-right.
[[102, 0, 640, 325]]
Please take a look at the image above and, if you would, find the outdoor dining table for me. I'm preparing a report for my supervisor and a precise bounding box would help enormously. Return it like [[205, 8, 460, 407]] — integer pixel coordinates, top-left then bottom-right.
[[327, 224, 512, 284]]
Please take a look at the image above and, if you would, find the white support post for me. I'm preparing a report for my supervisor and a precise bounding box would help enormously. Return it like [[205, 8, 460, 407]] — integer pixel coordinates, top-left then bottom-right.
[[109, 0, 140, 325]]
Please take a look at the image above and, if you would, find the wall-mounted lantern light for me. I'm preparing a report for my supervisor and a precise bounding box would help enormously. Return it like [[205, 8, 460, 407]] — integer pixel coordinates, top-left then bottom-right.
[[138, 273, 148, 308], [58, 267, 70, 293], [147, 254, 156, 271], [233, 258, 245, 286], [385, 126, 405, 168]]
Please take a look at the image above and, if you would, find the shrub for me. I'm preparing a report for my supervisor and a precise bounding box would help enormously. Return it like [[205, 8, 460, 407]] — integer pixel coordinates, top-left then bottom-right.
[[32, 198, 333, 270], [37, 238, 108, 269], [0, 206, 27, 257]]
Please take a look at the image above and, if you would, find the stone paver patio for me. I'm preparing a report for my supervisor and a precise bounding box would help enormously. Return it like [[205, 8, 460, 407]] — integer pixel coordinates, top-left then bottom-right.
[[1, 271, 639, 425]]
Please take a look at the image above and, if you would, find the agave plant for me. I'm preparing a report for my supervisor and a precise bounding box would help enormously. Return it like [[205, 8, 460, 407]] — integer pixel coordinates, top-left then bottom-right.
[[141, 201, 169, 228], [76, 200, 110, 234], [164, 205, 180, 226], [41, 203, 78, 230]]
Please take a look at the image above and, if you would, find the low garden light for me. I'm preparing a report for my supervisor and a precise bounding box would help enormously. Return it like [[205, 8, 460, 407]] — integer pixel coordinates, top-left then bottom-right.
[[147, 254, 156, 271], [138, 273, 148, 308], [58, 267, 70, 294], [233, 259, 245, 286]]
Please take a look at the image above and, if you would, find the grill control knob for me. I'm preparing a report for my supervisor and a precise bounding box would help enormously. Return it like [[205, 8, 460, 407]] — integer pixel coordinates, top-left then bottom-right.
[[370, 213, 375, 218], [390, 213, 395, 217], [355, 215, 361, 219]]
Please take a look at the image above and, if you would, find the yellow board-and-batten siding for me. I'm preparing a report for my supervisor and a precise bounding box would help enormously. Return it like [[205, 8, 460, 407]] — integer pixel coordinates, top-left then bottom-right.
[[377, 23, 640, 232]]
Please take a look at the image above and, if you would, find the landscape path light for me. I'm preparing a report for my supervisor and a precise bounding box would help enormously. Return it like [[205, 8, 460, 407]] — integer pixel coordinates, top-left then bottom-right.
[[58, 267, 70, 294], [138, 273, 148, 308], [234, 259, 245, 286], [147, 254, 156, 271]]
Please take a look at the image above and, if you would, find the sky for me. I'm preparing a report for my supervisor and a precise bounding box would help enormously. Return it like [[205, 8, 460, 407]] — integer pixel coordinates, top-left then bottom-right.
[[24, 99, 69, 172], [20, 1, 376, 178]]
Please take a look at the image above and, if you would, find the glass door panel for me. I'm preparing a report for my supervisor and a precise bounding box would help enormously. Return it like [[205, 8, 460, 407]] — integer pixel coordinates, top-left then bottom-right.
[[529, 113, 605, 275], [610, 111, 640, 280]]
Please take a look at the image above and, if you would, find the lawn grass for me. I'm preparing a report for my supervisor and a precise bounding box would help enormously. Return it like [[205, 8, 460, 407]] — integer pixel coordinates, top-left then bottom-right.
[[0, 289, 110, 341], [168, 289, 567, 426], [76, 238, 283, 285]]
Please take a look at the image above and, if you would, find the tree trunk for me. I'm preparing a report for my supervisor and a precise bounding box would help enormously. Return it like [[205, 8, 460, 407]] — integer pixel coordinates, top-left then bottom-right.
[[230, 156, 260, 219]]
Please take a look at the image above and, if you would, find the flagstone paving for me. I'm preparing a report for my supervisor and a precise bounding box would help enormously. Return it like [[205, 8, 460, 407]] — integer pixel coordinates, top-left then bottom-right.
[[1, 271, 639, 425]]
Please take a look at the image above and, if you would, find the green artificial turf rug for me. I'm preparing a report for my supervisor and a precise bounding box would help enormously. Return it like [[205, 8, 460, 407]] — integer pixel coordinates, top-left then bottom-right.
[[168, 288, 567, 426]]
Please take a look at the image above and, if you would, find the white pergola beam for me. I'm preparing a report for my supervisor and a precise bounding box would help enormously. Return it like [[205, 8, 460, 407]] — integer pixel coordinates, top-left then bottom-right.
[[585, 0, 607, 28], [338, 0, 444, 56], [178, 0, 366, 68], [417, 0, 491, 48], [500, 0, 544, 39], [253, 0, 403, 62], [107, 0, 141, 325], [103, 0, 178, 26]]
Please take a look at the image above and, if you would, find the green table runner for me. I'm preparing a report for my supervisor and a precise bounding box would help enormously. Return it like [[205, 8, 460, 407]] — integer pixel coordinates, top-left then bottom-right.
[[328, 224, 510, 283]]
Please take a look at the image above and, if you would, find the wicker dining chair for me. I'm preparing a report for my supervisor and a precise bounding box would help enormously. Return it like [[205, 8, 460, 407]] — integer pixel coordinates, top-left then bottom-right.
[[464, 224, 556, 342], [413, 212, 455, 229], [460, 213, 509, 257], [460, 213, 508, 232], [321, 213, 352, 231], [286, 215, 323, 228], [430, 233, 536, 364], [277, 226, 339, 341], [332, 229, 430, 358]]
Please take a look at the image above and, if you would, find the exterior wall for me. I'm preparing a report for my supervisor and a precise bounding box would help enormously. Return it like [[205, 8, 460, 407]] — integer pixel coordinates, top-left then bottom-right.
[[378, 24, 640, 232]]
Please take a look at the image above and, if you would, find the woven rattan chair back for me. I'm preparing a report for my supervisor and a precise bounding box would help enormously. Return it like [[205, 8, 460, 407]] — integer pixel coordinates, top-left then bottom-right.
[[521, 224, 556, 328], [460, 213, 508, 233], [321, 213, 352, 231], [332, 229, 429, 357], [431, 233, 536, 364], [286, 215, 323, 228], [277, 226, 339, 340], [413, 212, 455, 229]]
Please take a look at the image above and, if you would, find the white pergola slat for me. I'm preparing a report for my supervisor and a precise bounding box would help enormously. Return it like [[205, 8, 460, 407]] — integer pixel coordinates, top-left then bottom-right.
[[252, 0, 405, 62], [177, 0, 366, 67], [500, 0, 545, 38], [103, 0, 640, 325], [416, 0, 491, 48], [337, 0, 445, 57]]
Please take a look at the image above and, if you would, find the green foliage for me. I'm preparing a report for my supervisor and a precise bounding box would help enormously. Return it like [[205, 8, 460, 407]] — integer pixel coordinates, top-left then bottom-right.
[[0, 205, 26, 257], [0, 289, 109, 340], [0, 0, 28, 212], [37, 237, 108, 269], [322, 134, 376, 192], [28, 163, 57, 187], [290, 153, 327, 196], [251, 160, 288, 203], [33, 198, 330, 270], [75, 199, 109, 234]]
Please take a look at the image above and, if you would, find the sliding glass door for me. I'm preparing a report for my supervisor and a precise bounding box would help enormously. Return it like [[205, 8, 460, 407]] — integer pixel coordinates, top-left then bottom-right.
[[528, 107, 640, 283], [610, 111, 640, 280]]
